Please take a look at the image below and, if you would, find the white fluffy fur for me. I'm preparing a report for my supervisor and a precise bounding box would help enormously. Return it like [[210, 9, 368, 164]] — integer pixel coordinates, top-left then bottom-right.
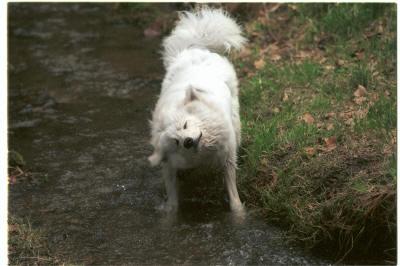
[[149, 8, 246, 212]]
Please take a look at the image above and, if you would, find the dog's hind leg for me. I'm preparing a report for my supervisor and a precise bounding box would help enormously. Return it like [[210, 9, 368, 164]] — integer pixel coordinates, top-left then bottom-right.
[[162, 163, 178, 211], [231, 96, 241, 146], [224, 149, 244, 212]]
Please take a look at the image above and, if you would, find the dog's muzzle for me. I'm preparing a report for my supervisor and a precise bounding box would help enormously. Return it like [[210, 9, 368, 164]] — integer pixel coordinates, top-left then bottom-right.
[[183, 132, 202, 149]]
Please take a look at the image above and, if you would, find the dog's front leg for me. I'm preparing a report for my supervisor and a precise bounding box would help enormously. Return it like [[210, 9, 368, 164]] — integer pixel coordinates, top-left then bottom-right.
[[224, 155, 244, 212], [162, 163, 178, 211]]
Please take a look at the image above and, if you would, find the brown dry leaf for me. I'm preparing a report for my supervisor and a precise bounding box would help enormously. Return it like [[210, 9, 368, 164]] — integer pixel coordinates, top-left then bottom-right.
[[355, 50, 365, 60], [370, 92, 379, 103], [258, 16, 268, 26], [282, 92, 289, 102], [238, 47, 252, 59], [326, 123, 334, 131], [316, 122, 324, 129], [8, 224, 17, 233], [354, 96, 367, 105], [304, 147, 316, 156], [339, 110, 353, 119], [354, 85, 368, 97], [345, 117, 354, 126], [260, 157, 268, 167], [324, 65, 335, 71], [302, 113, 315, 124], [378, 23, 384, 33], [325, 112, 335, 119], [254, 58, 265, 70], [270, 170, 278, 188], [319, 57, 327, 64], [265, 44, 282, 61], [247, 72, 256, 78], [391, 129, 397, 145], [324, 136, 337, 151], [383, 144, 394, 155], [267, 43, 280, 53], [271, 54, 282, 61], [296, 50, 311, 59], [336, 59, 345, 66], [272, 107, 280, 113]]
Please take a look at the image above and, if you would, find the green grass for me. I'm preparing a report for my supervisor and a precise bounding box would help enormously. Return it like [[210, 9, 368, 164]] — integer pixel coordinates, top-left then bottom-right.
[[299, 3, 391, 40], [8, 216, 64, 265], [359, 95, 396, 130], [236, 3, 396, 263]]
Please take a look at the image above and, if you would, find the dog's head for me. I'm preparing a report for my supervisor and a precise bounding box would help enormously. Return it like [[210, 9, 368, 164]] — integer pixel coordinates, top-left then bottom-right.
[[149, 86, 227, 167]]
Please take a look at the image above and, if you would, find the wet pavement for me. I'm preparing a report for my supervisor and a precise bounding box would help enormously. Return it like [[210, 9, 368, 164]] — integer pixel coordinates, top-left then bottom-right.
[[8, 4, 328, 265]]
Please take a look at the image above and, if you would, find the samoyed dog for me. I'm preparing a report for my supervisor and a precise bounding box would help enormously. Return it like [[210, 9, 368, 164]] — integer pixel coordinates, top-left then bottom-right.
[[148, 8, 246, 212]]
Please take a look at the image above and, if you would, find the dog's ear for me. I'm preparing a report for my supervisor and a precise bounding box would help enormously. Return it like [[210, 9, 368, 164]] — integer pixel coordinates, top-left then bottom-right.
[[183, 86, 200, 104]]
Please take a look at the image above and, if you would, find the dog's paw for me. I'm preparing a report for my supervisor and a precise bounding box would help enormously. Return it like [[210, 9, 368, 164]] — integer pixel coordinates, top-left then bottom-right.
[[148, 153, 161, 167], [156, 201, 178, 213], [230, 202, 245, 213]]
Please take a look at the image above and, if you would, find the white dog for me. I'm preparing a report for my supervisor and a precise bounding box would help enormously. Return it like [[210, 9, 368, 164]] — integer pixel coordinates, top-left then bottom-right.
[[148, 8, 246, 212]]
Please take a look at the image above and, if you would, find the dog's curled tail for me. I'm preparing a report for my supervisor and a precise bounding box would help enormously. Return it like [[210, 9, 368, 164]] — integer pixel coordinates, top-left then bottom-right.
[[162, 8, 246, 67]]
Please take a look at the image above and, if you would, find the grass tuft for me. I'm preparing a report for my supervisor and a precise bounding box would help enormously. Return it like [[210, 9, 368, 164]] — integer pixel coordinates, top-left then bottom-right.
[[8, 216, 63, 265]]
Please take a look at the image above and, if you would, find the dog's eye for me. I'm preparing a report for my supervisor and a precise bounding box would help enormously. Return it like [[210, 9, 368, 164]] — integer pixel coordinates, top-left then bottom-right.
[[174, 139, 179, 145], [183, 121, 187, 129]]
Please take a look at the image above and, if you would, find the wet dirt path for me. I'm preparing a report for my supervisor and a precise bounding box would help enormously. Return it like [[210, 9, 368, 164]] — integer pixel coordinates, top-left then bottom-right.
[[9, 4, 327, 265]]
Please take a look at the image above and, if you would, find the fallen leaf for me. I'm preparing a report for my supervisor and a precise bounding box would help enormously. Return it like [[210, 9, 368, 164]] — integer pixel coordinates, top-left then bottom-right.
[[302, 113, 315, 124], [270, 170, 278, 188], [319, 57, 327, 64], [354, 96, 367, 105], [316, 122, 324, 129], [370, 92, 379, 103], [378, 23, 384, 33], [324, 65, 335, 71], [336, 59, 345, 66], [325, 112, 335, 119], [345, 117, 354, 126], [383, 145, 394, 155], [272, 107, 280, 113], [354, 85, 368, 97], [326, 123, 334, 131], [266, 43, 280, 53], [8, 224, 17, 233], [247, 72, 256, 78], [238, 47, 252, 59], [296, 50, 311, 59], [258, 16, 268, 26], [304, 147, 316, 156], [355, 50, 365, 60], [254, 58, 265, 70], [391, 130, 396, 145], [282, 92, 289, 102], [324, 136, 337, 151], [271, 54, 282, 61]]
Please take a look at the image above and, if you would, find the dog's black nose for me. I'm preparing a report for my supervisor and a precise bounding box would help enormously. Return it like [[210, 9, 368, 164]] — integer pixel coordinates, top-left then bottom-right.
[[183, 137, 194, 149]]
